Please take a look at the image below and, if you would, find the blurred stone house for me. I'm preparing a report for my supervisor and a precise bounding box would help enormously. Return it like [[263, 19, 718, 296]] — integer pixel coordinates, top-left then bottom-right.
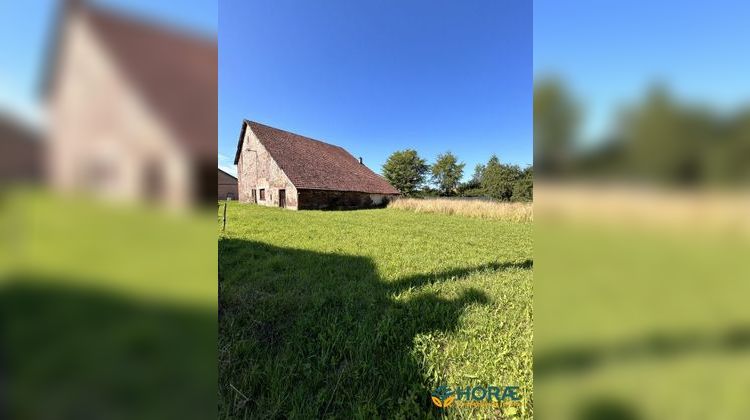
[[42, 0, 216, 207], [217, 168, 237, 201], [234, 120, 399, 210]]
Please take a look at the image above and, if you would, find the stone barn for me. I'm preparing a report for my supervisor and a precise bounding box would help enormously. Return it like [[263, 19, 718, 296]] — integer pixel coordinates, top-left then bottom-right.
[[42, 0, 217, 208], [233, 120, 400, 210], [217, 168, 238, 200]]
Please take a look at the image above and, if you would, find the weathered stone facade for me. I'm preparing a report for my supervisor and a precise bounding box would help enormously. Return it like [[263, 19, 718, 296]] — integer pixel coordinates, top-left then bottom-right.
[[237, 126, 299, 209], [48, 11, 190, 207], [297, 189, 391, 210], [45, 3, 216, 209]]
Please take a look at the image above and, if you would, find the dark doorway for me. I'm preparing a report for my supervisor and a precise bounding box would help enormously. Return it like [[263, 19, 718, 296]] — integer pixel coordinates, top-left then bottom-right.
[[278, 189, 286, 208], [251, 189, 257, 203], [195, 160, 217, 206], [143, 159, 165, 203]]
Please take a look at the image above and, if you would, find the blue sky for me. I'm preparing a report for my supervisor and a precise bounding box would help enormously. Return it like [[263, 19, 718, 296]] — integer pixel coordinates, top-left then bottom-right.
[[0, 0, 216, 125], [6, 1, 748, 178], [534, 0, 750, 143], [219, 0, 532, 178]]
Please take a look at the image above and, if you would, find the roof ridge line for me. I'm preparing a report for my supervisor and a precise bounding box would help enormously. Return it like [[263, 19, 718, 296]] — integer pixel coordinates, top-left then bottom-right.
[[246, 120, 348, 151], [234, 119, 400, 194]]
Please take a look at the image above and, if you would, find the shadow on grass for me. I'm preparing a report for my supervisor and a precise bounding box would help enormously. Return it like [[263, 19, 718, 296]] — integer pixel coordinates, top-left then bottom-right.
[[0, 277, 216, 420], [535, 324, 750, 420], [575, 397, 641, 420], [218, 239, 531, 418], [535, 325, 750, 379]]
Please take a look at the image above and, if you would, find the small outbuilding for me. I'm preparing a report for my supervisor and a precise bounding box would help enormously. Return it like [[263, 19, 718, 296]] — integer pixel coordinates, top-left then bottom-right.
[[217, 168, 238, 200], [233, 120, 399, 210], [0, 113, 43, 185]]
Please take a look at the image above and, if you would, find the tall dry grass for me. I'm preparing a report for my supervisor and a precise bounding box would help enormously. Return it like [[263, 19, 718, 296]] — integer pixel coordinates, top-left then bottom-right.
[[388, 198, 533, 222], [536, 182, 750, 235]]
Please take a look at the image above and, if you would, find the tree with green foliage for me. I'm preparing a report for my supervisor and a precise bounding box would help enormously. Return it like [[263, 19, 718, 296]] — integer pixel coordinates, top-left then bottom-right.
[[430, 152, 465, 196], [512, 166, 533, 201], [534, 78, 579, 176], [570, 83, 750, 186], [382, 149, 429, 196], [482, 155, 521, 201], [457, 163, 484, 197], [471, 163, 485, 185], [457, 163, 485, 196]]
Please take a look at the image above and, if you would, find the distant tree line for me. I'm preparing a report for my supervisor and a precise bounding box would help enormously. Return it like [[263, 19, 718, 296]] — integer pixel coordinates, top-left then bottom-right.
[[382, 149, 533, 201], [535, 77, 750, 186]]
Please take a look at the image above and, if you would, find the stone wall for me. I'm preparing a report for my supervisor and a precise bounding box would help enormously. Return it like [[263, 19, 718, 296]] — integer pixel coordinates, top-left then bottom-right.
[[48, 10, 192, 208], [297, 189, 395, 210], [237, 125, 298, 209]]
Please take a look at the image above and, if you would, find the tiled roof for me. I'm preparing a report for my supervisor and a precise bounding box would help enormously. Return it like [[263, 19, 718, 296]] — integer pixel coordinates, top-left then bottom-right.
[[235, 121, 400, 195], [86, 6, 217, 159], [218, 167, 237, 180]]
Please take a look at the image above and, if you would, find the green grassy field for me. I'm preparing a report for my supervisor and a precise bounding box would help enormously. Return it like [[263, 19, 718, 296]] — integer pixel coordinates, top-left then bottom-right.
[[535, 220, 750, 420], [2, 190, 216, 419], [218, 202, 533, 418]]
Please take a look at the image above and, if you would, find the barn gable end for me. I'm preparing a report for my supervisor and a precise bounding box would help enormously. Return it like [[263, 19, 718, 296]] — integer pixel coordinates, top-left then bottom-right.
[[237, 123, 299, 209], [43, 1, 217, 208]]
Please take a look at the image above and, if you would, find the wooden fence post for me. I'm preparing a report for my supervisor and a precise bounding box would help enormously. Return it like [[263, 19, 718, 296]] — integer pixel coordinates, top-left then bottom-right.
[[222, 201, 227, 232]]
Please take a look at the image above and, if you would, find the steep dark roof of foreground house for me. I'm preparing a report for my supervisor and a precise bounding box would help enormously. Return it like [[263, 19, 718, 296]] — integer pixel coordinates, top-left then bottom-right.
[[234, 120, 400, 195], [42, 0, 217, 159]]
